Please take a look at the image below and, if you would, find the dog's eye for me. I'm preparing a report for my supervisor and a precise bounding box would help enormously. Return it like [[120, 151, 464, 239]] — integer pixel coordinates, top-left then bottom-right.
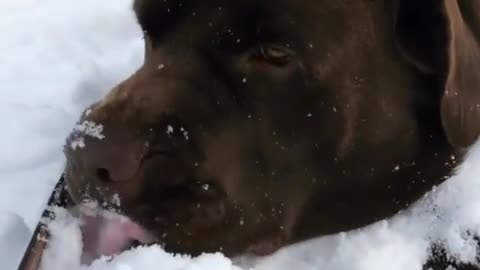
[[256, 44, 294, 66]]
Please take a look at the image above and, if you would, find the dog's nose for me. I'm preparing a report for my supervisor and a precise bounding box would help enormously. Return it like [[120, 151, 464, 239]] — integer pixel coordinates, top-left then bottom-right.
[[87, 144, 140, 183], [65, 121, 144, 183]]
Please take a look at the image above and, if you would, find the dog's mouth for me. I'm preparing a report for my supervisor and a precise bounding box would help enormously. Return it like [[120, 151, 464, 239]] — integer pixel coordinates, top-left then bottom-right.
[[77, 204, 157, 264]]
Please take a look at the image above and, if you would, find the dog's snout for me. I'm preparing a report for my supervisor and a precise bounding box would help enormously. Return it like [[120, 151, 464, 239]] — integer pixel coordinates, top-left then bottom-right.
[[65, 117, 145, 184], [95, 167, 111, 182], [73, 141, 140, 183]]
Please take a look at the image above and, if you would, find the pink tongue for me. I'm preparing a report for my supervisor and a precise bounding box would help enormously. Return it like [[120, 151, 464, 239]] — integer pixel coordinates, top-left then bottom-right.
[[80, 210, 150, 264]]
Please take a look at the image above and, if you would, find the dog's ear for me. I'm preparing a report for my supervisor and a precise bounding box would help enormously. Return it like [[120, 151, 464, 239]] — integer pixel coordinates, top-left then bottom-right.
[[394, 0, 480, 148]]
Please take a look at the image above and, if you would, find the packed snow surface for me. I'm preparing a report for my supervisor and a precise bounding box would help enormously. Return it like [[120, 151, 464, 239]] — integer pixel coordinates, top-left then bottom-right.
[[1, 1, 480, 270]]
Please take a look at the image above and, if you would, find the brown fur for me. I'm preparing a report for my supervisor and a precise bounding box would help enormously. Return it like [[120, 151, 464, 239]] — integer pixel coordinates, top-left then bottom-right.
[[64, 0, 480, 265]]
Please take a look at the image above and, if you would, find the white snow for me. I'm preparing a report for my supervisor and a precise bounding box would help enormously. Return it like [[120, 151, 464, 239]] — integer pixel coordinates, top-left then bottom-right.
[[180, 127, 190, 141], [166, 125, 174, 135], [0, 0, 143, 269], [69, 120, 106, 150], [73, 121, 106, 140], [1, 1, 480, 270]]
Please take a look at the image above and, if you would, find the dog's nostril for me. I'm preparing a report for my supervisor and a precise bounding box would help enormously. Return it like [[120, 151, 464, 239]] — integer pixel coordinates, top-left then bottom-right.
[[96, 168, 112, 182]]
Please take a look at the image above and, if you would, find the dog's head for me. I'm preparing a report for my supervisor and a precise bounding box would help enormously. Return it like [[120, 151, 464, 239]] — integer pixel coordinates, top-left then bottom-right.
[[64, 0, 480, 259]]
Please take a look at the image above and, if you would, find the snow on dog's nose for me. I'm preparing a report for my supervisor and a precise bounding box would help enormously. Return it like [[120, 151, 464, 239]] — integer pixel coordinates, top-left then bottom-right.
[[78, 205, 156, 264]]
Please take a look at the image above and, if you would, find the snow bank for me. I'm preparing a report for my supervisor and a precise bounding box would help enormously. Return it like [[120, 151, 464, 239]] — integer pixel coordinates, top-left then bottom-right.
[[1, 0, 480, 270], [39, 143, 480, 270], [41, 208, 241, 270], [0, 0, 142, 269]]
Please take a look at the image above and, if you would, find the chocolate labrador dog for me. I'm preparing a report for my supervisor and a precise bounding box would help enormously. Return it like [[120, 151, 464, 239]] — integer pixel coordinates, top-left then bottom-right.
[[63, 0, 480, 265]]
